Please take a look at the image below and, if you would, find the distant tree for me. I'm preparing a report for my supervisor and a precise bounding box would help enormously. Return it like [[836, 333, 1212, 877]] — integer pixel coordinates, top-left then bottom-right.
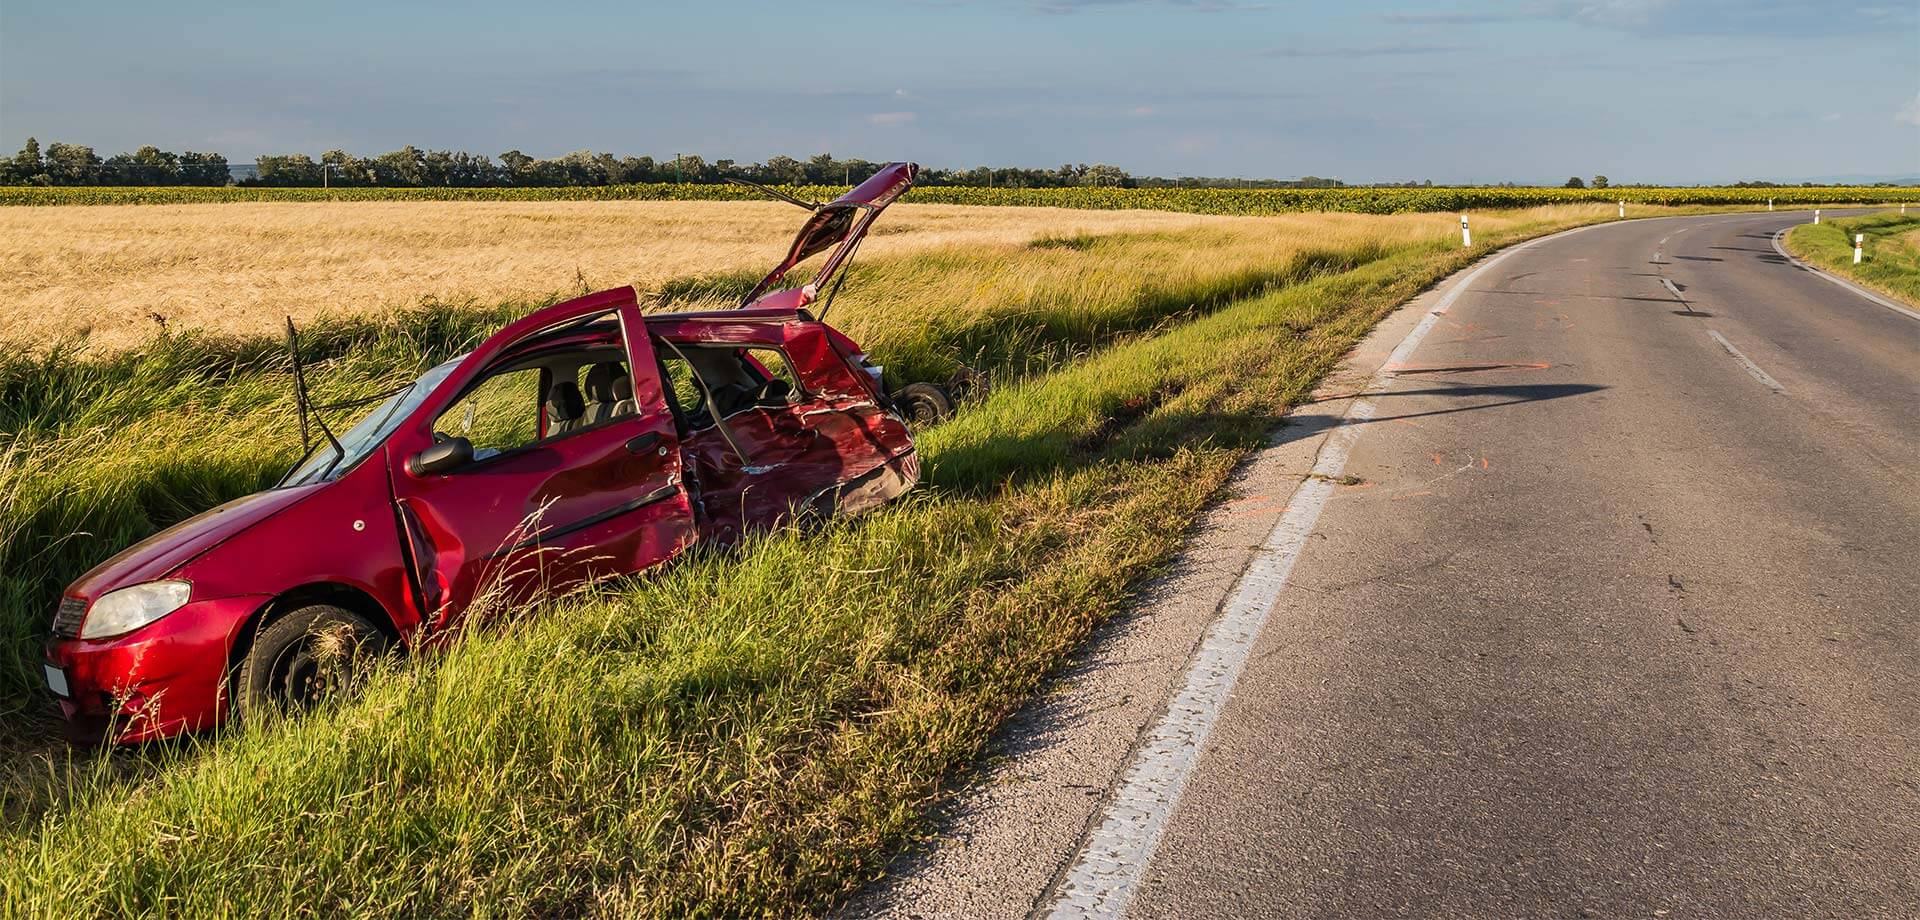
[[179, 151, 230, 185], [256, 154, 324, 186], [41, 143, 101, 184], [1564, 176, 1586, 189], [5, 137, 46, 184], [498, 149, 534, 175], [761, 155, 805, 185], [100, 145, 179, 184], [1591, 174, 1609, 189], [1084, 163, 1129, 187], [373, 146, 428, 186]]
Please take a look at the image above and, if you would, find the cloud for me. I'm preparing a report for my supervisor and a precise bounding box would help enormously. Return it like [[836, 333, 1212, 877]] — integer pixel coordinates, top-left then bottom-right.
[[1027, 0, 1266, 12], [867, 111, 918, 127], [1899, 92, 1920, 127], [1381, 9, 1535, 24], [1382, 0, 1914, 35], [1261, 43, 1467, 59]]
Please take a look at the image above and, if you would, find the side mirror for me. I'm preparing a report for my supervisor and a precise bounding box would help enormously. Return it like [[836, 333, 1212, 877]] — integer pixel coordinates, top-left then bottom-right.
[[408, 436, 473, 476]]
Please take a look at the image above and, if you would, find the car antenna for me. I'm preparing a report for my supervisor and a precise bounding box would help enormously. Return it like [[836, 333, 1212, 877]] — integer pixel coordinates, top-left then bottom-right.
[[724, 177, 821, 212], [284, 317, 344, 461]]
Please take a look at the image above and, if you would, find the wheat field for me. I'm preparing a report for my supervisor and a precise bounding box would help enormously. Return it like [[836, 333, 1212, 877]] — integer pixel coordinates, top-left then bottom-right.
[[0, 200, 1261, 349], [0, 200, 1630, 351]]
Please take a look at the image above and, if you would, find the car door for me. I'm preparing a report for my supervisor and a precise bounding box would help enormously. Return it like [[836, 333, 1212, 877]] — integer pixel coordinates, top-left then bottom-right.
[[388, 302, 693, 631]]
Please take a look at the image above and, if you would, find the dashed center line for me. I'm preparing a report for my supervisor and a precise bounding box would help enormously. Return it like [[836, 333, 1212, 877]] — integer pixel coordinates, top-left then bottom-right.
[[1707, 330, 1786, 393]]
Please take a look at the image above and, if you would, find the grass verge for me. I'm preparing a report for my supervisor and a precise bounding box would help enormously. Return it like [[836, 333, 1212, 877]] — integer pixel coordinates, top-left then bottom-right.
[[1782, 212, 1920, 307]]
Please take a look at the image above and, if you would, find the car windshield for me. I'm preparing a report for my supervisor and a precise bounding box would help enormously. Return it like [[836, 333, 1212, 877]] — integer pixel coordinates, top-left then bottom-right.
[[281, 356, 464, 487]]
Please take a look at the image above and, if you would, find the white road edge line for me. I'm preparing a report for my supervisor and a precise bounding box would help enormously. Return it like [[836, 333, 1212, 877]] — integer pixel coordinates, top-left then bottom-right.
[[1707, 330, 1787, 394], [1040, 227, 1578, 920], [1770, 227, 1920, 323]]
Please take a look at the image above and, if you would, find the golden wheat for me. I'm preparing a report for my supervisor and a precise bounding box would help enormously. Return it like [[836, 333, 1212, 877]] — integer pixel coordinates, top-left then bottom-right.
[[0, 200, 1619, 350], [0, 201, 1252, 349]]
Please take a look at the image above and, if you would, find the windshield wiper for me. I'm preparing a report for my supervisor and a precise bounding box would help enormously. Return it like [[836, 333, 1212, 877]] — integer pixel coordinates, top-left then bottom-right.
[[283, 317, 413, 484], [286, 318, 344, 472]]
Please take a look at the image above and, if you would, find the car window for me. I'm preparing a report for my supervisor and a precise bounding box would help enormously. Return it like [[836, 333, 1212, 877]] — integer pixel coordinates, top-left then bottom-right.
[[437, 366, 543, 460], [742, 348, 804, 398], [655, 343, 805, 435]]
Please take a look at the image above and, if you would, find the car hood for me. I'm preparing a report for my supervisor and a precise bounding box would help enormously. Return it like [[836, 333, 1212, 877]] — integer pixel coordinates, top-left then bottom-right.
[[69, 484, 322, 598]]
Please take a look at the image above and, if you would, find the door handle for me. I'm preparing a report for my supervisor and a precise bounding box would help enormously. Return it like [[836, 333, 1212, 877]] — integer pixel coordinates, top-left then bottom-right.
[[625, 431, 664, 455]]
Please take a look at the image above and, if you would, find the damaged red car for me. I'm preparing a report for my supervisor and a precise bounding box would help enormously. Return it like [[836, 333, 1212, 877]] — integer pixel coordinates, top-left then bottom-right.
[[43, 163, 924, 742]]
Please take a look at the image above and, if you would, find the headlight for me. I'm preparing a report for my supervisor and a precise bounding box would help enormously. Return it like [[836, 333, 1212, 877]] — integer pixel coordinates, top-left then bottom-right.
[[80, 581, 192, 639]]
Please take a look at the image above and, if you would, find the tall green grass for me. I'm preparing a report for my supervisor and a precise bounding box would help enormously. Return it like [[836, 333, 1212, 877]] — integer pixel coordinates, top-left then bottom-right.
[[0, 210, 1616, 916], [1783, 212, 1920, 307]]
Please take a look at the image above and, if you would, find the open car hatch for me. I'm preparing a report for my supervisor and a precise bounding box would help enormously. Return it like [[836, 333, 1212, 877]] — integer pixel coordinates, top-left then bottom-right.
[[741, 161, 918, 310]]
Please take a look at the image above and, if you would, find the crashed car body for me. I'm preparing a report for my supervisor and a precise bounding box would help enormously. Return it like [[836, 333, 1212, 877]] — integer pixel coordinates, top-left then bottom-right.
[[44, 163, 922, 742]]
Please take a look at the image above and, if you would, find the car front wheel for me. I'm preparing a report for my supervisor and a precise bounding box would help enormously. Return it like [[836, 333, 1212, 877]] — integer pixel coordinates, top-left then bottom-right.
[[234, 604, 390, 718]]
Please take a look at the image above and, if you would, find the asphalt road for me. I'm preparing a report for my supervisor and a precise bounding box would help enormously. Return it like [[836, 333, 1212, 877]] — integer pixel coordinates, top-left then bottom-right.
[[861, 210, 1919, 920]]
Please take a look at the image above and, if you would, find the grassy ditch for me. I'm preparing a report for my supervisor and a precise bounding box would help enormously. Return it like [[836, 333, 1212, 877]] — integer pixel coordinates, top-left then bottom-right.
[[1783, 212, 1920, 307], [0, 207, 1610, 718], [2, 206, 1626, 916]]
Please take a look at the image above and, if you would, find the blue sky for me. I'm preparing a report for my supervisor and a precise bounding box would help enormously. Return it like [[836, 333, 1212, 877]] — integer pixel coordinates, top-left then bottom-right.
[[2, 0, 1916, 183]]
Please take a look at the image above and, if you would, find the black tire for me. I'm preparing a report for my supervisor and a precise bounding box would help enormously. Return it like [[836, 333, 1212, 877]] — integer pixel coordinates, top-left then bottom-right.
[[234, 604, 390, 718], [891, 382, 955, 426]]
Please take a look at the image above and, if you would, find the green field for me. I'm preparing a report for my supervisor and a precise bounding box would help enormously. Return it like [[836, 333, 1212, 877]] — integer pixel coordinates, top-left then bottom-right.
[[0, 202, 1865, 916], [1782, 212, 1920, 307], [3, 182, 1914, 214]]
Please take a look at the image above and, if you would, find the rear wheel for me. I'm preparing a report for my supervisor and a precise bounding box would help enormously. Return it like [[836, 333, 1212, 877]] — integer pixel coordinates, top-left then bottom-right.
[[891, 382, 955, 426], [234, 604, 389, 718]]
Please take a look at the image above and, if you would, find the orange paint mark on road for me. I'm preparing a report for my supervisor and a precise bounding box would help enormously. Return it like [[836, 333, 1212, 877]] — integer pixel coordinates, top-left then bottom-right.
[[1480, 457, 1490, 470], [1431, 453, 1444, 465]]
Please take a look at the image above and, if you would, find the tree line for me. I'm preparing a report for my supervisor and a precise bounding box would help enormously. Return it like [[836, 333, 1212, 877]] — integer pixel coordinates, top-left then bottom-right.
[[1, 138, 230, 185], [0, 139, 1152, 189]]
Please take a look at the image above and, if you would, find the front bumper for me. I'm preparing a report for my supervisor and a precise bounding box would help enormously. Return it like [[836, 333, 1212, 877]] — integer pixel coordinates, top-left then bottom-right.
[[43, 594, 267, 744]]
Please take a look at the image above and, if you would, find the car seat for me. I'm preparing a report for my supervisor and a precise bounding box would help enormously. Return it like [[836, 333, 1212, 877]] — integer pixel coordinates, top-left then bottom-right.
[[545, 379, 586, 436], [582, 362, 632, 425]]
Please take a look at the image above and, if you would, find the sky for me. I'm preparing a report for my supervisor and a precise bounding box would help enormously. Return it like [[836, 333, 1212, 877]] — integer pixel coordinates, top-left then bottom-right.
[[1, 0, 1916, 184]]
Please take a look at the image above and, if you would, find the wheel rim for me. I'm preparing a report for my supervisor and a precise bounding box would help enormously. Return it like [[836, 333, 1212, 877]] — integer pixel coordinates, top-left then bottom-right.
[[268, 633, 355, 708], [906, 395, 942, 424]]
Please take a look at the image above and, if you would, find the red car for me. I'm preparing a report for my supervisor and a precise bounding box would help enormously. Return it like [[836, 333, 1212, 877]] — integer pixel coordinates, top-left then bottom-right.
[[43, 164, 923, 743]]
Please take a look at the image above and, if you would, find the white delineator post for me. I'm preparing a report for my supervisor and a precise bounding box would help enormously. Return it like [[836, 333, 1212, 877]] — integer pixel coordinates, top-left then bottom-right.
[[1855, 233, 1865, 264], [1769, 198, 1774, 211], [1618, 200, 1625, 218], [1461, 214, 1472, 247], [1814, 209, 1821, 224]]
